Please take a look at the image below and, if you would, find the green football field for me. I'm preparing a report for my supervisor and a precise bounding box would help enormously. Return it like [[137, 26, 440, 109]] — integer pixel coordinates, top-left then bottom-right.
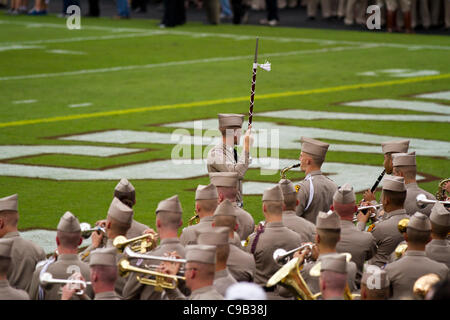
[[0, 13, 449, 238]]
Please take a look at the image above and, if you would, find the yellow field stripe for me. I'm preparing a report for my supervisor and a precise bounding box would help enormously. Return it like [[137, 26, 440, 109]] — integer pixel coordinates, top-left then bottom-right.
[[1, 73, 449, 129]]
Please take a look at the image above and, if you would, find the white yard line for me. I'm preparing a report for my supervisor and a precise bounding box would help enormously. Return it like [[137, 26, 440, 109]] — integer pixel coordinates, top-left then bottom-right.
[[12, 99, 37, 104], [1, 19, 449, 51], [47, 49, 87, 55], [68, 102, 92, 108], [0, 45, 371, 81]]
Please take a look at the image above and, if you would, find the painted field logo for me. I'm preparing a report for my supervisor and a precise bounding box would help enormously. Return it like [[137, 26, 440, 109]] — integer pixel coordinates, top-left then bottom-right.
[[366, 5, 381, 30], [66, 5, 81, 30]]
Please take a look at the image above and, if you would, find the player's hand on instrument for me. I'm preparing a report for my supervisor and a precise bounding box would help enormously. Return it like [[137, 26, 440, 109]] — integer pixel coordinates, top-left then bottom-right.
[[143, 228, 159, 247], [159, 251, 182, 275], [293, 248, 308, 265], [363, 190, 376, 202], [356, 210, 370, 224], [91, 228, 104, 249], [61, 283, 77, 300]]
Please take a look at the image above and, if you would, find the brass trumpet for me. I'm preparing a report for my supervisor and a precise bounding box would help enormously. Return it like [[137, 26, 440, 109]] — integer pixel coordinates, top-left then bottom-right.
[[113, 234, 156, 253], [80, 222, 106, 239], [394, 218, 409, 260], [416, 194, 450, 209], [273, 243, 314, 265], [39, 272, 91, 296], [352, 204, 382, 222]]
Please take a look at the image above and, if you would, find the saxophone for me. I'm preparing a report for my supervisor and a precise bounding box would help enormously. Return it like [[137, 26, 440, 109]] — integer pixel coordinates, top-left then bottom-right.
[[436, 178, 450, 201], [280, 163, 301, 192]]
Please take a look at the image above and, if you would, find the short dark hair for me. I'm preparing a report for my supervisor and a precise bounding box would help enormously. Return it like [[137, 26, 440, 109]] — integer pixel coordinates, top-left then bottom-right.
[[57, 231, 81, 249], [382, 190, 407, 207], [91, 265, 117, 284], [316, 228, 341, 248]]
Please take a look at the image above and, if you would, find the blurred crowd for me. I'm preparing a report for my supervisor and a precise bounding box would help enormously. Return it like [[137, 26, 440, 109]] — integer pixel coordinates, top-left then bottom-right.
[[1, 0, 449, 31]]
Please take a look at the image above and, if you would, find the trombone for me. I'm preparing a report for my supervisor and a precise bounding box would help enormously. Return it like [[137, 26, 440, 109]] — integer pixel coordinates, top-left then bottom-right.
[[273, 243, 314, 265], [113, 234, 157, 254], [416, 194, 450, 209], [119, 246, 186, 291], [39, 272, 91, 296], [80, 222, 106, 239]]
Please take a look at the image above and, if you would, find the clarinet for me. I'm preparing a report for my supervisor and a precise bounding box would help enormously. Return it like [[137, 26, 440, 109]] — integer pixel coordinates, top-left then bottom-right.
[[361, 169, 386, 215]]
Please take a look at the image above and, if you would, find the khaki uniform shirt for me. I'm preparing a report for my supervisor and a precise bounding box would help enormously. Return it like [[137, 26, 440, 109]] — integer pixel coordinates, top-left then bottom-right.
[[426, 239, 450, 268], [228, 241, 255, 282], [232, 202, 255, 242], [166, 285, 224, 300], [3, 231, 46, 291], [282, 210, 316, 242], [207, 141, 250, 206], [28, 254, 93, 300], [127, 219, 149, 238], [244, 221, 303, 286], [0, 280, 29, 300], [295, 171, 338, 224], [336, 220, 377, 284], [404, 183, 436, 216], [300, 252, 358, 294], [94, 291, 122, 300], [369, 209, 409, 267], [122, 238, 186, 300], [385, 250, 449, 300], [213, 268, 237, 297], [105, 238, 126, 297], [179, 216, 215, 246]]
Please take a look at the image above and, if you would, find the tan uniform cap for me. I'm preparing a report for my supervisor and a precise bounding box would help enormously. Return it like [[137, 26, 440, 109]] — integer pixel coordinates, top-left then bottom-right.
[[382, 175, 406, 192], [262, 185, 284, 202], [209, 172, 239, 188], [392, 152, 416, 167], [89, 247, 117, 267], [381, 139, 410, 154], [333, 183, 356, 204], [361, 268, 390, 289], [57, 211, 81, 232], [195, 184, 219, 200], [213, 199, 237, 217], [185, 244, 217, 264], [320, 255, 347, 274], [408, 212, 432, 232], [300, 137, 329, 160], [0, 238, 14, 258], [156, 195, 183, 214], [197, 227, 230, 246], [278, 179, 296, 195], [107, 197, 134, 225], [0, 194, 18, 212], [316, 210, 341, 229], [114, 178, 135, 193], [218, 114, 245, 129], [430, 202, 450, 227]]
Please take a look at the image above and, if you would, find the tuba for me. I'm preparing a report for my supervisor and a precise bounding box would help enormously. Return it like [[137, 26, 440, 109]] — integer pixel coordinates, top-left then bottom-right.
[[266, 257, 316, 300]]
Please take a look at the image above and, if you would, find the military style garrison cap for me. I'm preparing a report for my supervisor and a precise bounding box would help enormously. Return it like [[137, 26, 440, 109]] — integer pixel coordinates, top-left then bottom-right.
[[156, 195, 183, 214], [392, 152, 416, 167], [218, 114, 245, 129], [316, 210, 341, 229], [209, 172, 239, 188], [186, 244, 217, 264], [408, 212, 432, 232], [382, 175, 406, 192], [89, 247, 117, 267], [333, 183, 356, 204], [262, 185, 284, 202], [0, 238, 14, 258], [361, 268, 390, 289], [107, 197, 134, 225], [430, 202, 450, 227], [300, 137, 329, 161], [197, 227, 230, 246], [320, 255, 347, 274], [0, 194, 18, 212], [195, 184, 219, 201], [213, 199, 237, 217], [278, 179, 296, 195], [381, 139, 410, 154], [57, 211, 81, 233], [114, 178, 135, 198]]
